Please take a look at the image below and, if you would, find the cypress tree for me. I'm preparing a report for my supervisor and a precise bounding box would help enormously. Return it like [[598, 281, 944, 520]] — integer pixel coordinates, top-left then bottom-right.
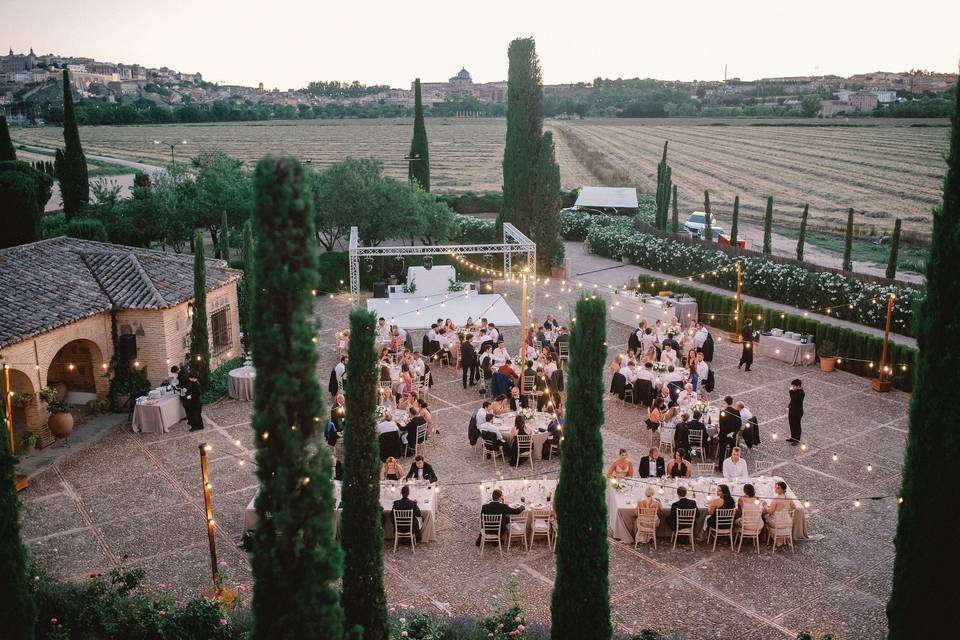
[[0, 160, 53, 249], [762, 196, 773, 255], [54, 70, 88, 221], [189, 232, 211, 389], [842, 207, 855, 271], [0, 115, 15, 161], [219, 210, 230, 260], [0, 399, 36, 640], [729, 195, 740, 245], [341, 308, 388, 640], [551, 295, 611, 640], [887, 75, 960, 638], [249, 156, 344, 640], [500, 37, 543, 235], [796, 204, 809, 261], [703, 190, 712, 243], [408, 78, 430, 192], [670, 184, 680, 233], [241, 219, 253, 331], [655, 142, 671, 230], [531, 131, 563, 272], [886, 218, 902, 280]]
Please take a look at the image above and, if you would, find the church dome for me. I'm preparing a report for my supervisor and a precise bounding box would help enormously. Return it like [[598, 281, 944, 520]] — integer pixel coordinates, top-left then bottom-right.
[[456, 67, 471, 80]]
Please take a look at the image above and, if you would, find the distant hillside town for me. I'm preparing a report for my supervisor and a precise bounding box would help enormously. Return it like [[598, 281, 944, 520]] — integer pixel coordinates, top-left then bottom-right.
[[1, 47, 956, 124]]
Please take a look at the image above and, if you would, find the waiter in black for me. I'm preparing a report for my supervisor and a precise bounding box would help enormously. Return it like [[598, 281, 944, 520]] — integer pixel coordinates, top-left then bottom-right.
[[738, 318, 754, 371], [787, 378, 805, 444], [184, 370, 204, 432], [715, 396, 741, 470], [461, 335, 478, 388]]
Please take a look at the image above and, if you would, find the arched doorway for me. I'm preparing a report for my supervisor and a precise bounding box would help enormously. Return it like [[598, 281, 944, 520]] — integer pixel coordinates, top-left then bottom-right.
[[47, 339, 103, 404], [7, 368, 35, 444]]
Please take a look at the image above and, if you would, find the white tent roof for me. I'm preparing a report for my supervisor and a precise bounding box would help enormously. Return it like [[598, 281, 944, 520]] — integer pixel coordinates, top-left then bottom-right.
[[574, 186, 638, 210]]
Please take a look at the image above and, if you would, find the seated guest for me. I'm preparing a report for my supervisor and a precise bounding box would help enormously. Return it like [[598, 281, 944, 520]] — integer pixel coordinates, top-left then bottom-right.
[[663, 364, 684, 386], [722, 447, 749, 481], [330, 393, 346, 429], [379, 355, 394, 383], [736, 401, 758, 450], [490, 394, 510, 416], [765, 481, 793, 520], [506, 414, 532, 466], [332, 453, 343, 481], [376, 414, 401, 437], [380, 456, 405, 481], [635, 486, 662, 542], [478, 343, 495, 382], [609, 354, 624, 377], [410, 351, 427, 380], [673, 414, 691, 454], [619, 360, 640, 385], [488, 322, 500, 343], [637, 361, 656, 383], [389, 329, 405, 354], [639, 447, 666, 478], [706, 484, 736, 530], [667, 485, 698, 530], [660, 342, 678, 367], [687, 410, 708, 449], [378, 387, 395, 411], [405, 455, 438, 483], [543, 407, 564, 458], [666, 449, 691, 478], [543, 355, 558, 379], [403, 405, 427, 444], [509, 386, 526, 411], [418, 399, 435, 435], [398, 390, 418, 411], [396, 364, 413, 397], [497, 361, 519, 383], [476, 489, 525, 545], [606, 448, 635, 479], [737, 483, 765, 517], [694, 324, 709, 350], [645, 398, 665, 431], [677, 383, 697, 411], [475, 401, 492, 427], [492, 340, 510, 365], [392, 485, 423, 543]]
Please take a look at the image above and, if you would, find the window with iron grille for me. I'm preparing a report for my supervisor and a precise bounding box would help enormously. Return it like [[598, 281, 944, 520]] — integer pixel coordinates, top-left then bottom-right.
[[211, 307, 232, 353]]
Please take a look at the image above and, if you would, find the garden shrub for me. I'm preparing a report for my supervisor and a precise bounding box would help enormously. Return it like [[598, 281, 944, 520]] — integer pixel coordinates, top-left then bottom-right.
[[202, 357, 243, 404]]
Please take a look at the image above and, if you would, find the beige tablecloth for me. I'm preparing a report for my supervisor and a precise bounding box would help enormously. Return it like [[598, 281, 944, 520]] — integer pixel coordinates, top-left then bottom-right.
[[757, 335, 815, 366], [483, 411, 553, 460], [606, 475, 807, 542], [132, 394, 185, 434], [243, 481, 439, 543], [228, 366, 256, 400], [479, 478, 558, 536]]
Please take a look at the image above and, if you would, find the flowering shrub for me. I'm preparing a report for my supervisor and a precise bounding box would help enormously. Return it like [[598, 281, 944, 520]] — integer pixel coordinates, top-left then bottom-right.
[[586, 224, 921, 336], [474, 579, 528, 639], [560, 210, 633, 241], [452, 214, 497, 244]]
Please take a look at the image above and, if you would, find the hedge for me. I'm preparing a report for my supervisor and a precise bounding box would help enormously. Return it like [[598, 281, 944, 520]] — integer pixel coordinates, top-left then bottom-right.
[[587, 223, 922, 337], [201, 357, 243, 404], [631, 275, 915, 391]]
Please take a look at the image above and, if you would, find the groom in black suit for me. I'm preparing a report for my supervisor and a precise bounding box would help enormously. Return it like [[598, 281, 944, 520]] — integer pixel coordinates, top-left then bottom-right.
[[638, 447, 666, 478], [667, 486, 699, 530]]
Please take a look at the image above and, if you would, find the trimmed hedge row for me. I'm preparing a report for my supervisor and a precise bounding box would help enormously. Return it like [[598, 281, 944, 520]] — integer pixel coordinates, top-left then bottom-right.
[[633, 275, 915, 391], [588, 222, 921, 337]]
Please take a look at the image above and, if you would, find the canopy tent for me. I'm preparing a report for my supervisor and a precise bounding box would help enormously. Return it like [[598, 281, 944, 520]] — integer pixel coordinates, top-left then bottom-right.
[[366, 291, 520, 330], [574, 186, 639, 211]]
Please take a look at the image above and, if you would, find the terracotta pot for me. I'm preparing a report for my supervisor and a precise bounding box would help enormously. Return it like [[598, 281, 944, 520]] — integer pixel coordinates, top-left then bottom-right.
[[48, 412, 74, 438], [819, 356, 836, 373], [550, 266, 566, 278]]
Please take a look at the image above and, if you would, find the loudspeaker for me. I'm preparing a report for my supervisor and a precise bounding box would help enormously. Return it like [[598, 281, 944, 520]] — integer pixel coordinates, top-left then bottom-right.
[[118, 334, 138, 361], [479, 279, 494, 294], [373, 282, 388, 299]]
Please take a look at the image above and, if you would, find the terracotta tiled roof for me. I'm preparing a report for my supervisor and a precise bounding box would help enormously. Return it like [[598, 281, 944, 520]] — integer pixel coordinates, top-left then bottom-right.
[[0, 237, 242, 348]]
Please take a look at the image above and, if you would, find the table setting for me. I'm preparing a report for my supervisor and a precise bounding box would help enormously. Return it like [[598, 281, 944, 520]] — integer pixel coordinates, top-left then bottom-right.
[[479, 478, 558, 535], [132, 387, 186, 434], [756, 330, 816, 366], [228, 363, 256, 400], [484, 410, 554, 460]]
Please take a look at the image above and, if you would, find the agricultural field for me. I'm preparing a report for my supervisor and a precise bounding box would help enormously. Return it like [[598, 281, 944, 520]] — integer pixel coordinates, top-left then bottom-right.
[[11, 116, 947, 240]]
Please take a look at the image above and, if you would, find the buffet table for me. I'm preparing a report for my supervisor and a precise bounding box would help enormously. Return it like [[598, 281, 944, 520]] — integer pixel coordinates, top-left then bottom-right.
[[608, 291, 698, 329], [228, 366, 256, 400], [756, 335, 816, 366], [132, 393, 185, 434]]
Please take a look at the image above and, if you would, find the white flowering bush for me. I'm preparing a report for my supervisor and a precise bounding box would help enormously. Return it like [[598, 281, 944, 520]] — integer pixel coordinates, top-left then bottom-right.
[[586, 226, 921, 336]]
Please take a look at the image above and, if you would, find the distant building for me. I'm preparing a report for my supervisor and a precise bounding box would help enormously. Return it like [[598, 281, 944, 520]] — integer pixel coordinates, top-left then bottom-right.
[[1, 47, 37, 73], [848, 91, 879, 112], [414, 67, 507, 103]]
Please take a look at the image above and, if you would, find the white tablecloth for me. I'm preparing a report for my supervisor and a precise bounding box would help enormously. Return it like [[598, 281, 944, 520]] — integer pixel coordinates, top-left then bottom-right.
[[479, 478, 558, 536], [482, 411, 554, 460], [243, 481, 440, 542], [228, 366, 256, 400], [132, 394, 185, 434], [609, 291, 678, 327], [757, 335, 815, 366]]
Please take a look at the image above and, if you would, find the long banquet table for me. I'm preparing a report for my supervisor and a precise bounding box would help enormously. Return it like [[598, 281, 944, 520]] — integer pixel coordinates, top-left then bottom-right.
[[479, 478, 557, 537], [243, 480, 440, 542], [756, 335, 816, 366], [606, 475, 807, 542], [481, 411, 554, 460], [609, 291, 699, 329]]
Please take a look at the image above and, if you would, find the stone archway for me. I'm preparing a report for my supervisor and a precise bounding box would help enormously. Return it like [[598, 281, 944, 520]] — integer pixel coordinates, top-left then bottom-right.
[[47, 339, 104, 404], [7, 368, 36, 444]]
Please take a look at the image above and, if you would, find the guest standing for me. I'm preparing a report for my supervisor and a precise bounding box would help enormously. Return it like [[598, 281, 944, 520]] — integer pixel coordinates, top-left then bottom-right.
[[184, 370, 204, 432], [738, 319, 754, 371], [787, 379, 805, 445], [461, 335, 478, 388]]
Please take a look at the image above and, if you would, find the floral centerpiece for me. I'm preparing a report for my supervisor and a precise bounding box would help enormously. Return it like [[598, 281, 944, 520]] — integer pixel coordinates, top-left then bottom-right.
[[692, 399, 709, 417], [652, 362, 668, 374], [517, 407, 535, 421], [376, 405, 389, 420], [512, 355, 524, 367], [666, 326, 682, 339]]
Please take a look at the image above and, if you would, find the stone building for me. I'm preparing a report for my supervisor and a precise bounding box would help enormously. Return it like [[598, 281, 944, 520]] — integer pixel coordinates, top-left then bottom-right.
[[0, 238, 242, 448], [413, 67, 507, 103]]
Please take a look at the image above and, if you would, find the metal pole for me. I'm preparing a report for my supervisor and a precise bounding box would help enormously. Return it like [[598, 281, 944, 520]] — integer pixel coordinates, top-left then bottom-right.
[[879, 294, 894, 384], [732, 262, 742, 341], [199, 443, 219, 590], [3, 365, 14, 455]]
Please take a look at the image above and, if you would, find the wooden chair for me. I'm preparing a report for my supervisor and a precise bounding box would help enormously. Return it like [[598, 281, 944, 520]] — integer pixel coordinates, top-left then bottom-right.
[[557, 342, 570, 368], [514, 434, 534, 470], [546, 440, 561, 460], [392, 509, 416, 553], [737, 505, 764, 554], [622, 384, 634, 406], [753, 460, 774, 476], [707, 508, 736, 551], [479, 514, 503, 557], [506, 512, 528, 551], [522, 376, 536, 402], [404, 424, 428, 458], [696, 462, 716, 477], [634, 507, 659, 549], [659, 441, 673, 456], [530, 509, 553, 550], [672, 508, 697, 551], [482, 436, 505, 470], [766, 510, 795, 553], [688, 430, 705, 462]]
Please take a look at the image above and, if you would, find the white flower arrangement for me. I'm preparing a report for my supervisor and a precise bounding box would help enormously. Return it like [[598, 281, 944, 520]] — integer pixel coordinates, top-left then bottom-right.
[[517, 408, 535, 421]]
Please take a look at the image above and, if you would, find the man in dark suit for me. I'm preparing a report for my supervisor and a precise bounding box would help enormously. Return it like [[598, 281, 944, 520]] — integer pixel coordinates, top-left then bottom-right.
[[402, 406, 427, 447], [638, 447, 666, 478], [686, 410, 708, 456], [392, 485, 423, 542], [554, 326, 569, 351], [330, 393, 346, 431], [476, 489, 525, 545], [716, 396, 742, 470], [405, 455, 438, 483], [667, 486, 698, 530], [738, 319, 754, 371], [461, 336, 478, 388], [673, 415, 691, 455], [184, 370, 204, 431]]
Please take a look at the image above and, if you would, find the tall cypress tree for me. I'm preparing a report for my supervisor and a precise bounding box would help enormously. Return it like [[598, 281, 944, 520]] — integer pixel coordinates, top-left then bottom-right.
[[249, 156, 344, 640], [500, 37, 543, 235], [887, 74, 960, 639], [551, 295, 611, 640], [54, 70, 88, 221], [189, 232, 211, 389], [729, 195, 740, 245], [341, 308, 388, 640], [796, 204, 809, 261], [408, 78, 430, 192], [0, 115, 16, 161], [670, 184, 680, 233], [762, 196, 774, 255], [842, 207, 855, 271], [241, 219, 254, 331], [655, 142, 671, 230], [886, 218, 902, 280], [531, 131, 563, 272], [0, 160, 53, 249], [219, 210, 230, 260], [703, 190, 712, 243], [0, 398, 36, 640]]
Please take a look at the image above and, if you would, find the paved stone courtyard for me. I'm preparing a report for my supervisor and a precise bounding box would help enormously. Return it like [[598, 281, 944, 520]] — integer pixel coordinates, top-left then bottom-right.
[[20, 245, 906, 639]]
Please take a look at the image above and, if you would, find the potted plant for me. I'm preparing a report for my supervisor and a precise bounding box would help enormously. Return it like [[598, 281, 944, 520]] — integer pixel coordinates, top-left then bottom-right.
[[818, 339, 837, 372], [47, 400, 75, 439], [38, 386, 59, 403], [551, 246, 567, 278], [19, 432, 38, 454], [11, 392, 34, 408]]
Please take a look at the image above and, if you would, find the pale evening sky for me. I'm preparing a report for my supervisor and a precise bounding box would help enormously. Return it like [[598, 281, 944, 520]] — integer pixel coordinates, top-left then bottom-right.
[[3, 0, 958, 89]]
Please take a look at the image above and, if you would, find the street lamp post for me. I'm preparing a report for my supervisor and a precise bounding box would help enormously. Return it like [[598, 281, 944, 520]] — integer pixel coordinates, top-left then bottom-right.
[[154, 139, 188, 164]]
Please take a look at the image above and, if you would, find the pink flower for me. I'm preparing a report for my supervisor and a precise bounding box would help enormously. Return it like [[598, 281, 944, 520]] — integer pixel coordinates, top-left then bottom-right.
[[517, 625, 525, 631], [50, 618, 57, 625], [220, 618, 228, 626], [498, 623, 504, 629], [509, 632, 518, 637], [159, 583, 167, 589], [159, 610, 166, 617]]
